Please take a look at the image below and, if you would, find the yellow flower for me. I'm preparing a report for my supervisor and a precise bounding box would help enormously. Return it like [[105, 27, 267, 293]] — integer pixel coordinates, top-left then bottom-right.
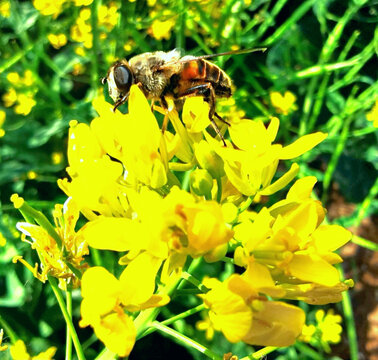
[[98, 3, 119, 31], [3, 87, 17, 107], [9, 339, 56, 360], [73, 0, 93, 5], [148, 17, 176, 40], [27, 170, 38, 180], [316, 309, 343, 344], [71, 14, 93, 48], [0, 0, 10, 17], [91, 86, 168, 189], [200, 274, 305, 346], [51, 151, 63, 164], [366, 99, 378, 127], [234, 177, 352, 303], [33, 0, 64, 17], [6, 72, 20, 84], [211, 117, 327, 197], [47, 33, 68, 49], [0, 110, 5, 138], [300, 324, 316, 343], [0, 232, 6, 246], [270, 91, 297, 115], [14, 93, 36, 115], [13, 196, 88, 289], [196, 312, 215, 341], [80, 255, 169, 356]]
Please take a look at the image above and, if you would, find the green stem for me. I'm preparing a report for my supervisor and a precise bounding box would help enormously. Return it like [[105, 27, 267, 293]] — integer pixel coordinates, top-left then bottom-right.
[[351, 235, 378, 252], [241, 346, 278, 360], [48, 275, 86, 360], [139, 304, 206, 339], [216, 177, 222, 203], [90, 0, 100, 92], [181, 272, 209, 293], [65, 290, 73, 360], [151, 322, 222, 360], [0, 313, 17, 344], [355, 177, 378, 226], [337, 266, 358, 360]]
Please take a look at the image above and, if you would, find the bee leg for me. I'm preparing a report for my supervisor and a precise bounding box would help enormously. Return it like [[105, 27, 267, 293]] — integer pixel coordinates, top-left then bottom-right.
[[150, 100, 155, 113], [160, 97, 170, 134], [175, 83, 227, 146], [214, 112, 231, 126]]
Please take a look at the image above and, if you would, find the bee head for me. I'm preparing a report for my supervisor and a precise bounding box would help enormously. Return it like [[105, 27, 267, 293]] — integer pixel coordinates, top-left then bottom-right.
[[104, 60, 134, 105]]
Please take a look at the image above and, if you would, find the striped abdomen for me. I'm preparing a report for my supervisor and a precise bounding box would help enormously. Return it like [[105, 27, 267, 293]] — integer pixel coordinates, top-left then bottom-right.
[[180, 59, 232, 97]]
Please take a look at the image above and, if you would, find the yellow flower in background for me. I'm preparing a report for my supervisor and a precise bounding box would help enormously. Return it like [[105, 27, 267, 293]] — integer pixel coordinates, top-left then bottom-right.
[[14, 93, 36, 115], [9, 339, 56, 360], [148, 12, 176, 40], [0, 233, 6, 246], [13, 196, 88, 289], [366, 99, 378, 127], [47, 33, 68, 49], [270, 90, 298, 115], [0, 110, 5, 138], [2, 87, 17, 107], [73, 0, 93, 5], [26, 170, 38, 180], [316, 309, 343, 344], [33, 0, 65, 17], [0, 0, 10, 17], [196, 312, 215, 341], [71, 10, 93, 48], [51, 151, 63, 164], [98, 2, 119, 31]]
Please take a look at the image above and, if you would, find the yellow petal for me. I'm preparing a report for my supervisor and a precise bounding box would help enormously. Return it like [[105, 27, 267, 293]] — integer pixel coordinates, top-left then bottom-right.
[[289, 254, 340, 286], [280, 132, 327, 159], [287, 176, 317, 201], [119, 252, 162, 306], [243, 301, 305, 346], [259, 163, 299, 196], [82, 217, 145, 251], [94, 312, 136, 357], [312, 225, 351, 252]]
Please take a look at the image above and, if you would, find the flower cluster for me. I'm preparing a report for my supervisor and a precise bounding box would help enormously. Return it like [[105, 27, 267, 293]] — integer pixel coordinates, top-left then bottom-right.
[[14, 85, 352, 357], [2, 70, 37, 116]]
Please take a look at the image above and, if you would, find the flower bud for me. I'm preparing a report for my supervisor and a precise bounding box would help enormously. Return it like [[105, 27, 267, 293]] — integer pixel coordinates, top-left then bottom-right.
[[194, 140, 225, 179], [190, 169, 213, 197]]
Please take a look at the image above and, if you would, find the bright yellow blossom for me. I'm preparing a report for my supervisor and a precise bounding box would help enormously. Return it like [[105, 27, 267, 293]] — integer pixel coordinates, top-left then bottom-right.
[[51, 151, 64, 164], [47, 33, 68, 49], [0, 110, 5, 138], [98, 3, 119, 31], [27, 170, 38, 180], [10, 339, 56, 360], [71, 11, 93, 48], [33, 0, 65, 17], [196, 312, 215, 341], [366, 99, 378, 127], [0, 0, 10, 17], [0, 233, 6, 246], [148, 15, 176, 40], [73, 0, 93, 5], [316, 309, 343, 344], [270, 90, 298, 115], [3, 87, 17, 107], [13, 196, 88, 289], [14, 93, 36, 115]]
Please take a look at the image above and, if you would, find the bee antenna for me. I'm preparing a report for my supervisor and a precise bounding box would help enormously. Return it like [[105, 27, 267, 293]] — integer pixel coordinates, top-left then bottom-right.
[[101, 77, 107, 85]]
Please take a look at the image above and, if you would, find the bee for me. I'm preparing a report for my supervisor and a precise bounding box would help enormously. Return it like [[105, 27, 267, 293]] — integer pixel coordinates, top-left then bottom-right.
[[101, 48, 265, 144]]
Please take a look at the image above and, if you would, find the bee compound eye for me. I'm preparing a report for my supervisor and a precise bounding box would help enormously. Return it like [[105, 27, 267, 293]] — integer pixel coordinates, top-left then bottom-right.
[[114, 64, 132, 90]]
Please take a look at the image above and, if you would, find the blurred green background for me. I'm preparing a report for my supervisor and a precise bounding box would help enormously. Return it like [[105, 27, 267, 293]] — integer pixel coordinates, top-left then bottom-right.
[[0, 0, 377, 359]]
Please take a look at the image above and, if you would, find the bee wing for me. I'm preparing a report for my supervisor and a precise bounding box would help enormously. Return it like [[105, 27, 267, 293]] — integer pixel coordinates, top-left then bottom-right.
[[155, 47, 267, 71]]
